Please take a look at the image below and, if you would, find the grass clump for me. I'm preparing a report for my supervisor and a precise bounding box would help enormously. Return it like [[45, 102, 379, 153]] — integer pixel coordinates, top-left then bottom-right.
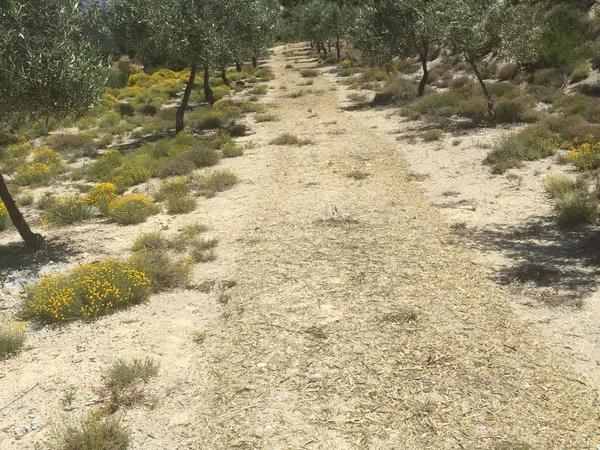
[[99, 358, 159, 411], [154, 176, 191, 201], [196, 170, 239, 195], [23, 260, 151, 322], [48, 414, 130, 450], [107, 194, 157, 225], [484, 126, 559, 174], [129, 249, 192, 292], [166, 195, 197, 214], [373, 78, 417, 106], [570, 62, 590, 84], [543, 173, 597, 228], [270, 133, 312, 146], [44, 195, 93, 226], [250, 85, 268, 95], [422, 129, 443, 142], [493, 98, 537, 124], [189, 237, 218, 262], [300, 68, 319, 78], [255, 113, 278, 123], [0, 317, 25, 360]]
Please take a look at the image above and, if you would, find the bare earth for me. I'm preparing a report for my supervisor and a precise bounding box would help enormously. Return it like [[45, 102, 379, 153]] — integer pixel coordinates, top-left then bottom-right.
[[1, 44, 600, 449]]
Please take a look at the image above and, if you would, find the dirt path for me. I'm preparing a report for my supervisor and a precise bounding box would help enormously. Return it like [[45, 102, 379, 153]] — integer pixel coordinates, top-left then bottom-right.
[[2, 44, 599, 449]]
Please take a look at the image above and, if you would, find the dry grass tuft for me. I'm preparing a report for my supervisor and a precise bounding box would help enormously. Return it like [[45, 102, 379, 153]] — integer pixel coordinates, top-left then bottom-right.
[[270, 134, 312, 146], [98, 358, 159, 412]]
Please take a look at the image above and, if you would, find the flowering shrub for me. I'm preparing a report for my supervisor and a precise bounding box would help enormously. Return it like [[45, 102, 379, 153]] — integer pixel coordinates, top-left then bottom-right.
[[86, 150, 123, 182], [0, 202, 9, 231], [44, 195, 93, 226], [23, 260, 151, 321], [87, 183, 118, 214], [569, 142, 600, 170], [108, 194, 156, 225], [110, 166, 153, 191], [14, 162, 53, 185], [155, 176, 191, 201], [32, 147, 62, 167]]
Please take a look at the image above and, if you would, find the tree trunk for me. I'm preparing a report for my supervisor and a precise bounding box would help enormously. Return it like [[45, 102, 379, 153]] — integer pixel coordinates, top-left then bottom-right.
[[236, 61, 242, 72], [0, 174, 44, 250], [316, 41, 322, 54], [336, 34, 341, 62], [322, 41, 328, 56], [176, 62, 197, 133], [468, 58, 495, 124], [418, 52, 429, 97], [221, 68, 230, 86], [203, 67, 215, 106], [252, 56, 258, 69]]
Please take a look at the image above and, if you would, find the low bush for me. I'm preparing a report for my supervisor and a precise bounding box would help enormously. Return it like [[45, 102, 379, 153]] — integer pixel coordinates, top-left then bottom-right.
[[300, 69, 319, 78], [32, 147, 62, 167], [493, 98, 537, 124], [193, 109, 228, 130], [48, 413, 130, 450], [132, 232, 169, 252], [484, 126, 559, 174], [556, 191, 597, 228], [496, 62, 519, 81], [570, 62, 590, 84], [0, 317, 25, 360], [154, 176, 191, 201], [255, 113, 278, 123], [544, 173, 585, 198], [270, 134, 312, 146], [138, 103, 158, 116], [221, 142, 244, 158], [86, 183, 118, 214], [14, 162, 55, 186], [107, 194, 156, 225], [47, 133, 96, 158], [250, 85, 268, 95], [44, 195, 93, 226], [533, 68, 565, 88], [117, 103, 135, 117], [196, 170, 238, 195], [422, 129, 443, 142], [166, 195, 196, 214], [99, 358, 159, 411], [372, 78, 416, 106], [86, 150, 123, 182], [129, 249, 191, 292], [0, 202, 9, 231], [569, 141, 600, 170], [23, 259, 151, 321], [189, 237, 218, 262]]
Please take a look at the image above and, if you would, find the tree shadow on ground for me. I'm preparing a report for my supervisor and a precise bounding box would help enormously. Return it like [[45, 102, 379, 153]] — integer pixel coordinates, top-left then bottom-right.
[[458, 216, 600, 298], [0, 237, 77, 275]]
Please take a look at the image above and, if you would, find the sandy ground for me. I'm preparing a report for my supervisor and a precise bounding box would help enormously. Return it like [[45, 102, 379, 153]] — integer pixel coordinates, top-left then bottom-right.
[[1, 44, 600, 449]]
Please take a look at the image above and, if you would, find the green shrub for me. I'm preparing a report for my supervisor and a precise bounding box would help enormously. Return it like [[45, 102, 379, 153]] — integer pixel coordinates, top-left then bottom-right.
[[556, 191, 597, 229], [48, 414, 130, 450], [138, 103, 158, 116], [154, 176, 191, 201], [570, 62, 590, 84], [543, 173, 583, 199], [14, 162, 55, 186], [186, 144, 220, 167], [132, 232, 169, 252], [533, 68, 565, 88], [107, 194, 156, 225], [196, 170, 238, 195], [372, 78, 416, 105], [129, 249, 191, 292], [496, 62, 519, 81], [250, 85, 268, 95], [23, 259, 151, 321], [493, 98, 536, 124], [157, 153, 195, 178], [99, 358, 159, 411], [86, 150, 123, 182], [193, 109, 227, 130], [485, 126, 559, 174], [47, 133, 96, 158], [270, 134, 312, 146], [45, 195, 93, 226], [117, 103, 135, 117], [16, 190, 34, 206], [166, 195, 197, 214], [221, 142, 244, 158], [0, 317, 25, 360]]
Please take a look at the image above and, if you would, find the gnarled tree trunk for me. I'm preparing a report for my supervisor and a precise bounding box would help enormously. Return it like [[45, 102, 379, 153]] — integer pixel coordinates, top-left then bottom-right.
[[468, 57, 495, 124], [418, 51, 429, 97], [0, 174, 44, 250], [221, 68, 230, 86], [236, 61, 242, 72], [336, 34, 341, 62], [203, 67, 215, 106], [176, 62, 198, 133]]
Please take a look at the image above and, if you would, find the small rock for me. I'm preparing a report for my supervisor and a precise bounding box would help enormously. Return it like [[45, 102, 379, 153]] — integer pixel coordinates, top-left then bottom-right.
[[14, 427, 28, 439]]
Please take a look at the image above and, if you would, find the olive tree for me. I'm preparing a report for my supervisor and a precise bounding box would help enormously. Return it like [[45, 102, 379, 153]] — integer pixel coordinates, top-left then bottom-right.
[[354, 0, 441, 96], [0, 0, 105, 249], [438, 0, 540, 122]]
